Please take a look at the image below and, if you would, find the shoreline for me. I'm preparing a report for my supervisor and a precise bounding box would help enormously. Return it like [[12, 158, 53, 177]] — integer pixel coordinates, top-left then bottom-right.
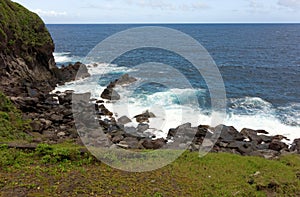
[[47, 67, 300, 158], [54, 63, 300, 142]]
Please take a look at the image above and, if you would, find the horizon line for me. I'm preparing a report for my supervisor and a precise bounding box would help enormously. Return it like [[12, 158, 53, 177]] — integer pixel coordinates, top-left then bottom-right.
[[45, 22, 300, 25]]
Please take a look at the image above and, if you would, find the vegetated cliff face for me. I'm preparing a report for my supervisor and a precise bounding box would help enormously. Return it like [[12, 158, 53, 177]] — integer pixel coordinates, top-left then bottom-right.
[[0, 0, 57, 97]]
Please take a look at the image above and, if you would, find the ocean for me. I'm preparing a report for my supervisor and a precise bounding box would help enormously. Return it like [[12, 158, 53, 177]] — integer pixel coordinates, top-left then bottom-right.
[[47, 24, 300, 141]]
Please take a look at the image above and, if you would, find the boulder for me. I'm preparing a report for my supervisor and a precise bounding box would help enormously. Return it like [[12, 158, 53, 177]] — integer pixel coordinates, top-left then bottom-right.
[[98, 104, 113, 116], [29, 120, 43, 133], [57, 132, 66, 137], [119, 137, 141, 149], [167, 128, 177, 139], [137, 123, 149, 133], [49, 113, 63, 123], [269, 140, 288, 151], [115, 74, 137, 86], [214, 125, 245, 142], [134, 110, 156, 123], [100, 88, 120, 100], [240, 128, 272, 144], [117, 116, 132, 125], [290, 138, 300, 153], [196, 125, 211, 138], [142, 138, 166, 149], [167, 123, 192, 138], [10, 96, 39, 112], [58, 92, 73, 105], [227, 141, 257, 155], [57, 62, 90, 84], [111, 135, 124, 143]]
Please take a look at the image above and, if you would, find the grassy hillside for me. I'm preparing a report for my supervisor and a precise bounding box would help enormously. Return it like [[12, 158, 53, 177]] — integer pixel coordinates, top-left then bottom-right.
[[0, 92, 30, 141], [0, 143, 299, 196], [0, 0, 52, 52]]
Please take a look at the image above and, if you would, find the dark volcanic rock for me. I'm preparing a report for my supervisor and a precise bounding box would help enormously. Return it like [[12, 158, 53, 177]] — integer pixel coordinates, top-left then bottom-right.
[[117, 116, 132, 125], [269, 140, 288, 151], [115, 74, 137, 86], [290, 138, 300, 153], [167, 123, 201, 140], [58, 91, 73, 105], [240, 128, 272, 144], [98, 104, 113, 116], [100, 74, 136, 101], [227, 141, 257, 155], [57, 62, 90, 84], [196, 125, 210, 138], [10, 96, 39, 112], [134, 110, 156, 123], [137, 123, 149, 133], [100, 88, 120, 100], [142, 138, 166, 149], [119, 137, 141, 149], [29, 120, 43, 133], [214, 125, 245, 142]]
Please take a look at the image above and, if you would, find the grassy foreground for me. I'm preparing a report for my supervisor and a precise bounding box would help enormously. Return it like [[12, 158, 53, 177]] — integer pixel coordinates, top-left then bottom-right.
[[0, 142, 299, 197]]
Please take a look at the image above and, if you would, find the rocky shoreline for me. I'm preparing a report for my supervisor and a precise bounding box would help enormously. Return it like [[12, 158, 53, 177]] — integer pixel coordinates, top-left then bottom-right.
[[0, 0, 299, 160], [7, 67, 298, 160]]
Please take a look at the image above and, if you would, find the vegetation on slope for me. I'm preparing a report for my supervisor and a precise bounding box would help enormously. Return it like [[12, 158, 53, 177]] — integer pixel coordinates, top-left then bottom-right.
[[0, 91, 30, 140], [0, 0, 53, 53]]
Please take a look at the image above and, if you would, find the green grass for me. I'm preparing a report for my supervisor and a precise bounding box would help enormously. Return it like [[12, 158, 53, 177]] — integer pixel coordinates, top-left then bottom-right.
[[0, 91, 31, 141], [0, 142, 299, 196]]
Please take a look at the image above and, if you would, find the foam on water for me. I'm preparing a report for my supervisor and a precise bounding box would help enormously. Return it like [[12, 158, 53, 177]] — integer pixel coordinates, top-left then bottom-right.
[[54, 52, 82, 65]]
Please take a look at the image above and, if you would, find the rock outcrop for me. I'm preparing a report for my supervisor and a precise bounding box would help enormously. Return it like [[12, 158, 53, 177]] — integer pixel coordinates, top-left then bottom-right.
[[0, 0, 57, 96]]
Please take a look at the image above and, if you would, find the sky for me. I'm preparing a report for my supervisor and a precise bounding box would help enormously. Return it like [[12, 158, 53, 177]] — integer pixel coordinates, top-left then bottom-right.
[[13, 0, 300, 24]]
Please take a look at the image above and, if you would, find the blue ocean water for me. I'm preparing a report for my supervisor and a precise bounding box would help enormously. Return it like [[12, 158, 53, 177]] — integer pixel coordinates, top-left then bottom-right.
[[47, 24, 300, 138]]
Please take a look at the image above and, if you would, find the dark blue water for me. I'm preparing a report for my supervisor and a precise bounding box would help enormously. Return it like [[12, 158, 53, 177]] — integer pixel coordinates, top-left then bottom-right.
[[47, 24, 300, 128]]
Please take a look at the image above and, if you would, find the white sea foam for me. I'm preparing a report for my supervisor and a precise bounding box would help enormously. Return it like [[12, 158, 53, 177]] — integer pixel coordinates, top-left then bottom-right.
[[54, 52, 72, 63], [54, 52, 82, 64]]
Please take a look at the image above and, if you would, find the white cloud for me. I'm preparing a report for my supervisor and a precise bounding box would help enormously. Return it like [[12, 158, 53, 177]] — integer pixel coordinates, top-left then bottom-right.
[[33, 9, 67, 17], [125, 0, 210, 11], [246, 0, 266, 12], [84, 0, 210, 11], [278, 0, 300, 10]]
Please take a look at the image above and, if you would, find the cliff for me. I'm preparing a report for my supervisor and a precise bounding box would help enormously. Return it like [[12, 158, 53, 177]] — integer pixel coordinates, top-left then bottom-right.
[[0, 0, 57, 97]]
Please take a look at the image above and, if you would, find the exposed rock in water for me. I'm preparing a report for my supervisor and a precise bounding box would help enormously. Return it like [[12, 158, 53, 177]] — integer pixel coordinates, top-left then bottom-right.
[[100, 74, 137, 100], [54, 62, 90, 85], [115, 74, 137, 86], [100, 88, 121, 100], [134, 110, 156, 123]]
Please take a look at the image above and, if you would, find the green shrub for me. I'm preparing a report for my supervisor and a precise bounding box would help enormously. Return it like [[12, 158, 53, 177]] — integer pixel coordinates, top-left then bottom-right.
[[36, 143, 82, 164]]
